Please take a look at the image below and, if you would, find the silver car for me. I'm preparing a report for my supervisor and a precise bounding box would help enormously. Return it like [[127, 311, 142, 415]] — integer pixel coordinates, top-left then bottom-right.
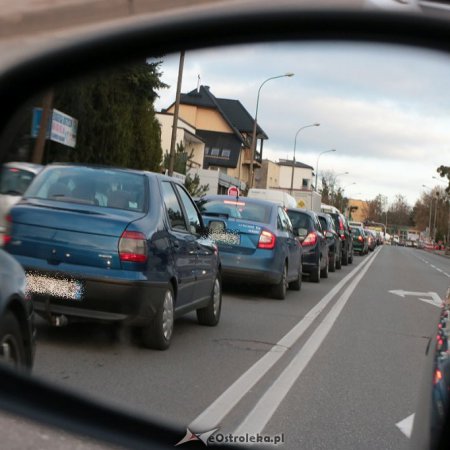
[[0, 162, 43, 234]]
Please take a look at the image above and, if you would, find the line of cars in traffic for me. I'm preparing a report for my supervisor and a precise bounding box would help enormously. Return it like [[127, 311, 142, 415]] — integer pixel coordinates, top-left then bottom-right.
[[0, 162, 374, 369]]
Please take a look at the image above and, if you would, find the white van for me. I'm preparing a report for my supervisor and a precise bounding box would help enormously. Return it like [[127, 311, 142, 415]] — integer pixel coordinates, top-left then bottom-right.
[[247, 188, 297, 208]]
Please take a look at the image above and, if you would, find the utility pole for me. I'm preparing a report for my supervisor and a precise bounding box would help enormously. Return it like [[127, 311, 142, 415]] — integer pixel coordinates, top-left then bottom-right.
[[32, 90, 54, 164], [168, 51, 185, 177]]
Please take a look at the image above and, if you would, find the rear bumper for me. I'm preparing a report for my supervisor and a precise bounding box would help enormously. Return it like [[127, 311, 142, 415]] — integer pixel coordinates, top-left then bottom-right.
[[301, 247, 319, 273], [219, 251, 282, 284], [24, 266, 166, 325]]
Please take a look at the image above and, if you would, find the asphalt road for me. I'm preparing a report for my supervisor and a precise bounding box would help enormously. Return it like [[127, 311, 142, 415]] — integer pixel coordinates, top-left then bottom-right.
[[3, 245, 450, 449]]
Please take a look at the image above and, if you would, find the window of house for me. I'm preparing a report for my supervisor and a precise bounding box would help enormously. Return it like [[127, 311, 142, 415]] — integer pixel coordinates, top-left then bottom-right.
[[302, 179, 309, 188], [221, 149, 231, 158], [210, 148, 220, 156]]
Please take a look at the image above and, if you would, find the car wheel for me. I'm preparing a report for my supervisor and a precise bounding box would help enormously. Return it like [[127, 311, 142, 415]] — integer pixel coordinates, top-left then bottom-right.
[[329, 252, 336, 272], [321, 255, 329, 278], [289, 262, 302, 291], [197, 275, 222, 326], [0, 311, 27, 369], [342, 248, 348, 266], [272, 263, 288, 300], [310, 260, 321, 283], [141, 286, 174, 350], [336, 251, 342, 270], [348, 250, 353, 264]]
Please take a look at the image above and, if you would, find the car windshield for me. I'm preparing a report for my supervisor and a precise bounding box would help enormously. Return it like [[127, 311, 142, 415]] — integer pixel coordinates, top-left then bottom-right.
[[287, 211, 314, 232], [198, 199, 272, 224], [0, 167, 36, 195], [24, 166, 146, 212]]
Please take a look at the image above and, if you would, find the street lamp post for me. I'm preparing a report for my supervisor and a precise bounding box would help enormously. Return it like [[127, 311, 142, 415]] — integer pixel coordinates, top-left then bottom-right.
[[311, 149, 336, 209], [433, 192, 440, 242], [289, 123, 320, 194], [422, 184, 433, 240], [315, 149, 336, 192], [340, 182, 356, 213], [249, 72, 294, 189]]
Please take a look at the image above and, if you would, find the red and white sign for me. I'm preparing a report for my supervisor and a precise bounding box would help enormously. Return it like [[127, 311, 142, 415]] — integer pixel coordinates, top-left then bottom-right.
[[227, 186, 240, 197]]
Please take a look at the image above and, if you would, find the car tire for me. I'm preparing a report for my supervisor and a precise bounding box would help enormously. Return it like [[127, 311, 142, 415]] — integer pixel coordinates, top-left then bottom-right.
[[289, 263, 302, 291], [141, 286, 174, 350], [348, 251, 353, 264], [197, 275, 222, 326], [342, 248, 348, 266], [310, 260, 321, 283], [321, 255, 329, 278], [336, 251, 342, 270], [329, 253, 336, 272], [0, 311, 27, 369], [272, 263, 288, 300]]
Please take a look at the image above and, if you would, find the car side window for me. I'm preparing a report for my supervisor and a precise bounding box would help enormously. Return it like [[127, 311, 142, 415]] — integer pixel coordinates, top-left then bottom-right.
[[280, 208, 293, 233], [315, 217, 323, 233], [277, 208, 291, 232], [160, 182, 188, 231], [175, 184, 202, 235]]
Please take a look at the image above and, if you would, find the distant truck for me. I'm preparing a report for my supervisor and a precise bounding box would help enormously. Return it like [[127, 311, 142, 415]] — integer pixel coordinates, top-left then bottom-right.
[[247, 188, 297, 208]]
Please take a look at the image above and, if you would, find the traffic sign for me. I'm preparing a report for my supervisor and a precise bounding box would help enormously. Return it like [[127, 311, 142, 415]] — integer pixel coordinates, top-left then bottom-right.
[[228, 186, 239, 197]]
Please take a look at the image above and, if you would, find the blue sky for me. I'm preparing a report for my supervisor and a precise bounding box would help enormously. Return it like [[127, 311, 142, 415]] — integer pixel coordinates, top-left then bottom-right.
[[155, 42, 450, 206]]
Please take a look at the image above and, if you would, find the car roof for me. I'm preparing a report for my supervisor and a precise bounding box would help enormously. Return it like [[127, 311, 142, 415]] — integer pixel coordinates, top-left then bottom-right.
[[201, 194, 278, 207], [3, 161, 43, 174], [42, 163, 183, 184], [286, 207, 317, 218]]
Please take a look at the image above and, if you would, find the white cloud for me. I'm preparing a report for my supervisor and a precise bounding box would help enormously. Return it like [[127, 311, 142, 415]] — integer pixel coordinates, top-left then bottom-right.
[[155, 42, 450, 206]]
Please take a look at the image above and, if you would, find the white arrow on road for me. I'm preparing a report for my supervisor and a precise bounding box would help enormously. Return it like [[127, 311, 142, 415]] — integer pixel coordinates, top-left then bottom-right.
[[389, 290, 443, 308], [396, 413, 415, 438]]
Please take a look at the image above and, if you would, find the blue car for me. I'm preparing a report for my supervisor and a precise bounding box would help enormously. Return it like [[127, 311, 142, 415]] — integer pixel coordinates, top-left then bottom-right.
[[196, 195, 302, 300], [4, 164, 221, 350]]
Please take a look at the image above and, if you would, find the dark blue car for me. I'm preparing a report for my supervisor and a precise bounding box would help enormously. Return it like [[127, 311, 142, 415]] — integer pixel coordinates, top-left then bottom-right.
[[197, 195, 302, 300], [0, 249, 35, 370], [286, 208, 329, 283], [4, 164, 221, 350]]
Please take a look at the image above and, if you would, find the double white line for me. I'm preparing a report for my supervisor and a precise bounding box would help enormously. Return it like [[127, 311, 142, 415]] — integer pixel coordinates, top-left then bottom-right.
[[190, 247, 381, 435]]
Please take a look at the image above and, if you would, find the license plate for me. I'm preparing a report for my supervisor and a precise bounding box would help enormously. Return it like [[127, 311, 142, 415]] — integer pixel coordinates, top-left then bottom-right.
[[211, 232, 240, 245], [26, 273, 84, 301]]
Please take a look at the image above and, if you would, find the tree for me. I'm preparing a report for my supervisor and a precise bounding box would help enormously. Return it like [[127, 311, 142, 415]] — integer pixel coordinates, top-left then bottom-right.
[[362, 194, 384, 223], [319, 171, 345, 211], [184, 173, 209, 197], [161, 142, 209, 197], [162, 142, 188, 174], [48, 60, 166, 171], [388, 194, 412, 227], [437, 165, 450, 194]]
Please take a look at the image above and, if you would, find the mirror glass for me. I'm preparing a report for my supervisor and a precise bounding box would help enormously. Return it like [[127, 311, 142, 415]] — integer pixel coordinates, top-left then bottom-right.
[[1, 41, 449, 448]]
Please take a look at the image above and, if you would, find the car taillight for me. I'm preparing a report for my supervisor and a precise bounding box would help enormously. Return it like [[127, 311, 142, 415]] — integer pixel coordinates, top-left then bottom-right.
[[358, 236, 363, 242], [302, 232, 318, 247], [3, 214, 12, 245], [258, 230, 276, 249], [119, 231, 148, 263]]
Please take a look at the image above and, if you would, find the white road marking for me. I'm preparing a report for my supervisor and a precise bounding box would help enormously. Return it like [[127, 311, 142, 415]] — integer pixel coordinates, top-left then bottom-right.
[[189, 249, 381, 432], [389, 290, 443, 308], [396, 413, 415, 439], [411, 252, 450, 279], [233, 248, 380, 436]]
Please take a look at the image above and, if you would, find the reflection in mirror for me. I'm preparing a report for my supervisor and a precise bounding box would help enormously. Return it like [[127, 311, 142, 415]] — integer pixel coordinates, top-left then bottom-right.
[[0, 42, 450, 449]]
